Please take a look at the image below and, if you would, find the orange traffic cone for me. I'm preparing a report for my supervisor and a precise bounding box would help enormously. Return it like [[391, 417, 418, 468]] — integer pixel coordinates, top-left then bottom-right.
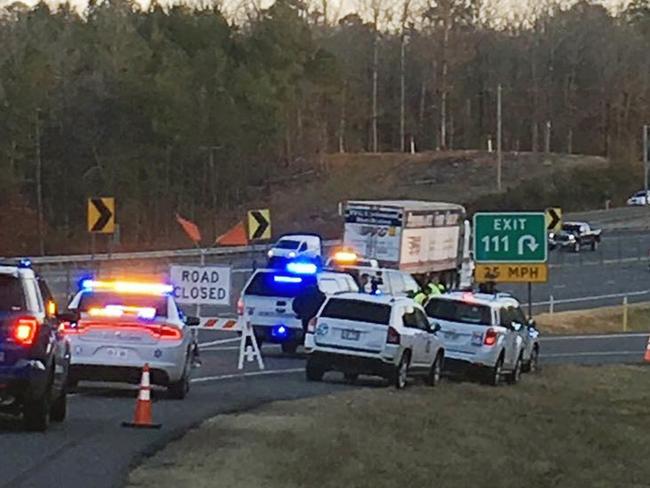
[[122, 363, 161, 429], [645, 337, 650, 362]]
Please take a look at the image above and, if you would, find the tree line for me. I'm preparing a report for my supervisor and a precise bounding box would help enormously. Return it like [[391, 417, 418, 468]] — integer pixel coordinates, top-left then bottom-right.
[[1, 0, 649, 254]]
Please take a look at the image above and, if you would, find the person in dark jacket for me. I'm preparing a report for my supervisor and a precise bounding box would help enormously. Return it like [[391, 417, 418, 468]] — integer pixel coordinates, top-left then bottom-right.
[[292, 283, 326, 335]]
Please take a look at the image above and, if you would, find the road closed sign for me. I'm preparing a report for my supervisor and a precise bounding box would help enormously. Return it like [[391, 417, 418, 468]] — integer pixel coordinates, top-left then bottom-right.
[[170, 265, 231, 306]]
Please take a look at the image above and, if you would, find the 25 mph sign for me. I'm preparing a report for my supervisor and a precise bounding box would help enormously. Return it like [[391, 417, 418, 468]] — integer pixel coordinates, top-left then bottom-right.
[[170, 265, 231, 306]]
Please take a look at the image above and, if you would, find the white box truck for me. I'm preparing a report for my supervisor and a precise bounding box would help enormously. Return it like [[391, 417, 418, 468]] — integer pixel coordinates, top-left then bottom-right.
[[341, 200, 473, 288]]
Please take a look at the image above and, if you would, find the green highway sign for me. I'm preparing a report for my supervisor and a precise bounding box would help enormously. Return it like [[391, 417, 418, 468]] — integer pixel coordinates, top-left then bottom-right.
[[473, 212, 547, 263]]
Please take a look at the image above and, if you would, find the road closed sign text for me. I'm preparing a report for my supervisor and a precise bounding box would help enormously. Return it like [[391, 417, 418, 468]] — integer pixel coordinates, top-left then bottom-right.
[[170, 265, 231, 306]]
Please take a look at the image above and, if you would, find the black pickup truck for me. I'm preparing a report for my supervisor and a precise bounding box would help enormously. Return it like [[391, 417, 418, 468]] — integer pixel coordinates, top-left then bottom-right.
[[548, 222, 602, 253]]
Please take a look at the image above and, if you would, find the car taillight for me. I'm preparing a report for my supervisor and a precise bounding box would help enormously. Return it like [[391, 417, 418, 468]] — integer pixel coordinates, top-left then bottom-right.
[[13, 316, 39, 346], [307, 317, 317, 333], [484, 328, 498, 346], [237, 298, 244, 316], [386, 326, 400, 345], [159, 325, 182, 340]]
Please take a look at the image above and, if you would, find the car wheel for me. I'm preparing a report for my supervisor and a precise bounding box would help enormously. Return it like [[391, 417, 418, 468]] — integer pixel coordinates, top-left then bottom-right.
[[524, 346, 539, 373], [486, 354, 504, 387], [574, 242, 581, 253], [391, 352, 410, 389], [591, 240, 598, 251], [281, 341, 299, 355], [508, 354, 523, 385], [168, 359, 191, 400], [425, 351, 444, 387], [50, 388, 67, 423], [23, 392, 51, 432], [305, 357, 325, 382], [343, 372, 358, 383]]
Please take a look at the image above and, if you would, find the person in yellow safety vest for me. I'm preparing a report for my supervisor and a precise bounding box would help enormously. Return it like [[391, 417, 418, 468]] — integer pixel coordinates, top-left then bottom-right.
[[427, 282, 442, 297]]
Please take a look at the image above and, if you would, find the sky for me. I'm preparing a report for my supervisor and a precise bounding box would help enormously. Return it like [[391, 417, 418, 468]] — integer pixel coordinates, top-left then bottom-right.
[[0, 0, 632, 17]]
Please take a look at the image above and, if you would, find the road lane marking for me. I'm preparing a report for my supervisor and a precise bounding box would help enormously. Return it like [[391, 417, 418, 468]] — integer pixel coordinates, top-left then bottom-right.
[[199, 338, 240, 347], [541, 333, 650, 341], [192, 368, 303, 384], [544, 351, 642, 358]]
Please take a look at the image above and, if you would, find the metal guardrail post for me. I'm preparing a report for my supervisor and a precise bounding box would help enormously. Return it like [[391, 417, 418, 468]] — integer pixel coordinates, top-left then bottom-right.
[[549, 295, 554, 315], [623, 296, 628, 332]]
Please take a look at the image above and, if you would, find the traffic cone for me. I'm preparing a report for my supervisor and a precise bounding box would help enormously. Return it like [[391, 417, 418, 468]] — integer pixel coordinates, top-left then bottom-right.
[[645, 337, 650, 362], [122, 363, 161, 429]]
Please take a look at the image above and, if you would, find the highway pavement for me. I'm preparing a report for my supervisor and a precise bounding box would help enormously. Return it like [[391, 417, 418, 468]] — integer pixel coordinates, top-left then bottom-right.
[[1, 329, 648, 488]]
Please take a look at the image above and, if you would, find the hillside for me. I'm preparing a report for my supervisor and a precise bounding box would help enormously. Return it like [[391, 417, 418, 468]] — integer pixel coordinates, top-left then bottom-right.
[[223, 151, 609, 240]]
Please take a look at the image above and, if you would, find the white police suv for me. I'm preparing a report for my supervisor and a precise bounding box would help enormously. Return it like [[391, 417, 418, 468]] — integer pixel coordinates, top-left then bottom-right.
[[239, 262, 358, 354], [424, 291, 539, 385], [304, 293, 444, 388]]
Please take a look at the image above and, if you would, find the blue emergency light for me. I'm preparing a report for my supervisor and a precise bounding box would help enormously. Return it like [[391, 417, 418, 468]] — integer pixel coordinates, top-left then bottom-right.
[[271, 325, 289, 339], [274, 275, 303, 284], [286, 261, 317, 275]]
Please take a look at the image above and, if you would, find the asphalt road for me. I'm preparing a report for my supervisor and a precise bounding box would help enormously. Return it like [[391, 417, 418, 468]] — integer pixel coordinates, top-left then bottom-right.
[[1, 329, 648, 488]]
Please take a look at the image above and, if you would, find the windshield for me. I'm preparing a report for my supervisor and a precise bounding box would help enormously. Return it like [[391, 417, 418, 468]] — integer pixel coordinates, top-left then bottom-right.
[[562, 224, 581, 233], [0, 275, 25, 312], [320, 298, 391, 325], [425, 299, 491, 326], [245, 272, 317, 298], [274, 240, 301, 250], [76, 291, 168, 318]]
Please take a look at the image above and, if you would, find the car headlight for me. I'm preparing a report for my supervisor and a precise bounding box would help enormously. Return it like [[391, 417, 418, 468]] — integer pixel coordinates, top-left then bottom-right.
[[549, 233, 555, 239], [268, 250, 274, 258], [288, 251, 296, 258], [568, 235, 576, 241]]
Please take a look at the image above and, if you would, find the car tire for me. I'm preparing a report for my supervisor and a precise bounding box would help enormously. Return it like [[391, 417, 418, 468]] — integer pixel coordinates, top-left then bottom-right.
[[343, 372, 358, 383], [168, 358, 191, 400], [50, 388, 67, 423], [574, 242, 581, 253], [425, 351, 444, 387], [23, 392, 51, 432], [591, 240, 598, 251], [507, 354, 523, 385], [391, 352, 410, 389], [523, 346, 539, 373], [486, 354, 504, 387], [305, 357, 325, 382], [281, 341, 299, 355]]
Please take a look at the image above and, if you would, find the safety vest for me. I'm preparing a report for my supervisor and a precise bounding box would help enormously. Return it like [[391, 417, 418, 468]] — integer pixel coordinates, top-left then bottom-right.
[[428, 283, 442, 296], [414, 292, 427, 305]]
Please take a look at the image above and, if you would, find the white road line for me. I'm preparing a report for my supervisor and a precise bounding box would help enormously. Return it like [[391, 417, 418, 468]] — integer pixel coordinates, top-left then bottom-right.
[[191, 368, 303, 384], [544, 351, 642, 358], [199, 337, 240, 347], [542, 333, 650, 341], [202, 346, 240, 352]]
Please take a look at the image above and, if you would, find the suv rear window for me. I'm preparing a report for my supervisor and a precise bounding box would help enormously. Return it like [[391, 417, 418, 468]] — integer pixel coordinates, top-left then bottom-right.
[[77, 292, 168, 318], [245, 272, 317, 298], [0, 275, 25, 312], [320, 299, 391, 325], [425, 299, 491, 326]]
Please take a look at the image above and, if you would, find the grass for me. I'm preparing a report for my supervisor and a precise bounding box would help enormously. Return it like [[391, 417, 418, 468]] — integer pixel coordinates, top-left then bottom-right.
[[128, 365, 650, 488], [537, 302, 650, 334]]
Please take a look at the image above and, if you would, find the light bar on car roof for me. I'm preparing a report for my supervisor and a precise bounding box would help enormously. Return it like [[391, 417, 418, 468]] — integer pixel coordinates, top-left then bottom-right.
[[274, 275, 303, 284], [81, 280, 173, 296], [332, 251, 358, 263], [88, 305, 157, 320], [286, 262, 317, 275]]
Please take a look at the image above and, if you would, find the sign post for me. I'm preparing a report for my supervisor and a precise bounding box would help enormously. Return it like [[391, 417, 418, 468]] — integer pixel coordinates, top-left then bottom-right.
[[473, 212, 548, 317]]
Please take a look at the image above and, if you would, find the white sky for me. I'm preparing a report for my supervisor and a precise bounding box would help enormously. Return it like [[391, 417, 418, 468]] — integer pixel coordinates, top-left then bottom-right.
[[0, 0, 632, 18]]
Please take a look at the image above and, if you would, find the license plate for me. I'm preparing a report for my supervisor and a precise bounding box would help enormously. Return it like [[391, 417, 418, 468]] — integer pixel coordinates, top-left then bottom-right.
[[0, 352, 4, 362], [341, 330, 360, 341], [471, 332, 483, 346]]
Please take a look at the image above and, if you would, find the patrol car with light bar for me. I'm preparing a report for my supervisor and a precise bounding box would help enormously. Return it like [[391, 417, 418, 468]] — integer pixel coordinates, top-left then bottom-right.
[[423, 291, 538, 385], [0, 259, 70, 431], [62, 279, 200, 399], [239, 261, 358, 354]]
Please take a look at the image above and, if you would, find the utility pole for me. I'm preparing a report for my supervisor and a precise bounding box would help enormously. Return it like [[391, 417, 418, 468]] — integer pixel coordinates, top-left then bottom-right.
[[35, 108, 45, 256], [399, 30, 406, 152], [497, 84, 502, 192], [643, 125, 648, 196]]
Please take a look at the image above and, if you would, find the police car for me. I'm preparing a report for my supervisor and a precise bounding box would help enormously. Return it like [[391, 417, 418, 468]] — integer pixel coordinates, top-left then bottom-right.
[[239, 262, 358, 354], [63, 279, 199, 399], [304, 293, 444, 388], [424, 291, 539, 385], [0, 260, 70, 431]]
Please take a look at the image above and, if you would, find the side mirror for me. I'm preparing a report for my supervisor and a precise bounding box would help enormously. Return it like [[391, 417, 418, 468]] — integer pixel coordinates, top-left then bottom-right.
[[185, 316, 201, 327], [57, 310, 80, 323], [432, 322, 441, 334]]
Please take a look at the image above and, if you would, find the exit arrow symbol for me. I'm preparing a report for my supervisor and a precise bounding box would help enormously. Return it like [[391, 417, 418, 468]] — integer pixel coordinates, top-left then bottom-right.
[[517, 235, 539, 255]]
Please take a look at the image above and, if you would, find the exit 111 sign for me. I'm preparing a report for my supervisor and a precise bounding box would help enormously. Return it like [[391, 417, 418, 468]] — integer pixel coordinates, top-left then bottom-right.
[[473, 212, 547, 263]]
